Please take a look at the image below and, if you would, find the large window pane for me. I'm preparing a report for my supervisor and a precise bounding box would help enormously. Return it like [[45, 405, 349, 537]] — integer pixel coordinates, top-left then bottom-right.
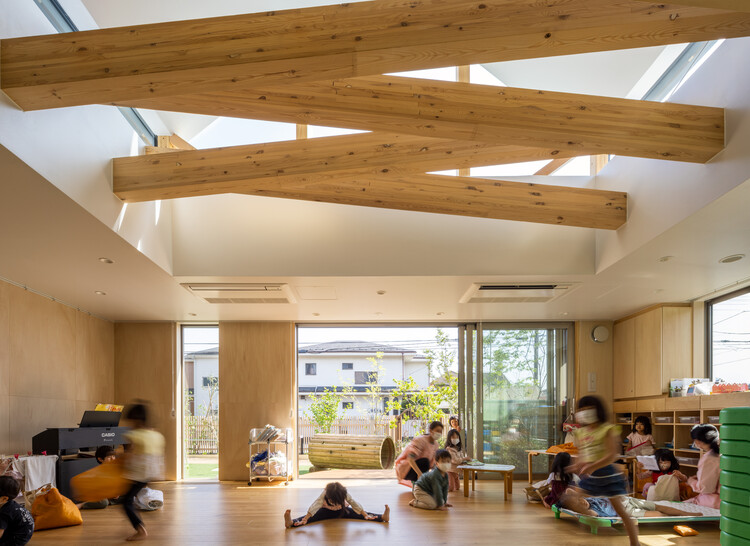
[[710, 289, 750, 383], [481, 327, 569, 475]]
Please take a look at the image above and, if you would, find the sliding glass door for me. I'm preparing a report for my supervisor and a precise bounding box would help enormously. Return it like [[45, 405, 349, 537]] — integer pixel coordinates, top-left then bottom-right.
[[458, 323, 573, 477]]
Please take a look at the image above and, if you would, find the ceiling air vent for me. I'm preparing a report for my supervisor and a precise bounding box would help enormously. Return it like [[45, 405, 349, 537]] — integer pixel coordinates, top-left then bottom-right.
[[459, 283, 579, 304], [181, 283, 296, 304]]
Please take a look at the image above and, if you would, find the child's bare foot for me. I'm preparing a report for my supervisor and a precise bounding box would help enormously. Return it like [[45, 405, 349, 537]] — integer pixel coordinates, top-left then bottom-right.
[[382, 504, 390, 522], [126, 525, 148, 541], [408, 499, 415, 507], [284, 509, 293, 529]]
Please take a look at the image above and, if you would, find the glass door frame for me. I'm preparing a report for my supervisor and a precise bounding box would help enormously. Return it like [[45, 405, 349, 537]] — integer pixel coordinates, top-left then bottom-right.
[[458, 322, 575, 463]]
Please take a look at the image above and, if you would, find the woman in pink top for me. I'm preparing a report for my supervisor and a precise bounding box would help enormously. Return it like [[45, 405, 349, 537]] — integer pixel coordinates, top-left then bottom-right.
[[395, 421, 443, 486], [684, 424, 721, 509]]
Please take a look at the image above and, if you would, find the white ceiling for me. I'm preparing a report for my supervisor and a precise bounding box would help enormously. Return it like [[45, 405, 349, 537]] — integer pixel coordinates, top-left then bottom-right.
[[1, 2, 749, 324]]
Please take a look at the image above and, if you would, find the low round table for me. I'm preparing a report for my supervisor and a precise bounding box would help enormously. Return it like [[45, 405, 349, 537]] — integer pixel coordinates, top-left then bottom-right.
[[457, 463, 516, 500]]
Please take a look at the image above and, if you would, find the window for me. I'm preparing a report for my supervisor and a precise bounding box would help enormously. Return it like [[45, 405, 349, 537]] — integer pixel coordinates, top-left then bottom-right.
[[355, 371, 377, 384], [305, 363, 317, 376], [707, 287, 750, 383], [342, 401, 353, 409], [342, 362, 353, 370], [202, 376, 218, 387]]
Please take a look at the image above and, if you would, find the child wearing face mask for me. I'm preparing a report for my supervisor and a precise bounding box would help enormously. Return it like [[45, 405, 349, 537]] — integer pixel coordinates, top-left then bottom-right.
[[395, 421, 444, 486], [639, 449, 687, 500], [445, 429, 471, 491], [409, 450, 453, 510], [570, 395, 640, 546]]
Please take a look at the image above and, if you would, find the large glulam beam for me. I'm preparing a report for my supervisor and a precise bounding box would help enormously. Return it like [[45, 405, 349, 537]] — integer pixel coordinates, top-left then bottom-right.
[[236, 172, 628, 229], [114, 131, 577, 196], [119, 76, 725, 163], [113, 133, 625, 229], [633, 1, 750, 12], [3, 0, 750, 109]]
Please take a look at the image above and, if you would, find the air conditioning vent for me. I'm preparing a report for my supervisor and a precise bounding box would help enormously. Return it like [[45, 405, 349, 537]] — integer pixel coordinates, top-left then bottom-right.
[[182, 283, 296, 304], [459, 283, 579, 304]]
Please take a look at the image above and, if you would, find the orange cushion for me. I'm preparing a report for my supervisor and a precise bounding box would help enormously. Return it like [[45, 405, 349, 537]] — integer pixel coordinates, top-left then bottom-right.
[[31, 487, 82, 530], [673, 525, 699, 536], [70, 459, 130, 502]]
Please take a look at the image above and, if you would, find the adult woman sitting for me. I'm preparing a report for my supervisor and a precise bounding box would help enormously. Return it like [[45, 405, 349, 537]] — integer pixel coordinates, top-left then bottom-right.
[[395, 421, 444, 486], [684, 424, 721, 509]]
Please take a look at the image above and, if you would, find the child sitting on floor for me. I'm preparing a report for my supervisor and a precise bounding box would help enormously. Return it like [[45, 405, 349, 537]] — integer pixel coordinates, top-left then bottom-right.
[[445, 429, 471, 492], [541, 452, 579, 508], [284, 482, 389, 528], [0, 476, 34, 546], [409, 449, 452, 510], [638, 449, 688, 501], [559, 492, 702, 518]]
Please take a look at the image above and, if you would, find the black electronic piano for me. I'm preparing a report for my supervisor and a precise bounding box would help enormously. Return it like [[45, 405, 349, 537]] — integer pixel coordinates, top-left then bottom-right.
[[32, 411, 129, 499]]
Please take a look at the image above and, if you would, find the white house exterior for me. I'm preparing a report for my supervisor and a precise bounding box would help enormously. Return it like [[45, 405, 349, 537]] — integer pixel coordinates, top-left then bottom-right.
[[184, 347, 219, 416], [298, 341, 430, 417]]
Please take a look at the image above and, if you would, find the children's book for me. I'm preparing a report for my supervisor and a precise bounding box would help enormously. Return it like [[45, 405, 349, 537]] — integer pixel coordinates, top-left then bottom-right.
[[637, 455, 660, 471]]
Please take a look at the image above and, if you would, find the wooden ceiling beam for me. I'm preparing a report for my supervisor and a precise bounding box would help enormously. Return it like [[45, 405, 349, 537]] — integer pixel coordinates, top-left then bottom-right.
[[113, 134, 625, 229], [632, 1, 750, 12], [119, 76, 725, 163], [235, 172, 627, 230], [3, 1, 750, 110], [113, 131, 584, 202], [535, 158, 572, 176]]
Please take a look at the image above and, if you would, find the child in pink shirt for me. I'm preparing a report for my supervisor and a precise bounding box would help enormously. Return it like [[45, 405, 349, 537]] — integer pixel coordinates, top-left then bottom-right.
[[684, 424, 720, 509]]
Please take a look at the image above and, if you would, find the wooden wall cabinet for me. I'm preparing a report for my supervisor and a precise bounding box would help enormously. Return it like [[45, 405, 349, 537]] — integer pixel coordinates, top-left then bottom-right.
[[613, 319, 635, 399], [613, 305, 692, 399]]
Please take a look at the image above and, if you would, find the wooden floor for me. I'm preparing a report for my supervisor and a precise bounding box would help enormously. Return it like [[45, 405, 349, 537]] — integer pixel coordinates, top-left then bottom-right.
[[30, 472, 720, 545]]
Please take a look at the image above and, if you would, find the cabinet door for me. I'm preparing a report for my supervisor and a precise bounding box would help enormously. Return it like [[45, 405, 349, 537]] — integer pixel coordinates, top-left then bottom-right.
[[613, 319, 635, 399], [635, 309, 663, 397], [662, 306, 693, 393]]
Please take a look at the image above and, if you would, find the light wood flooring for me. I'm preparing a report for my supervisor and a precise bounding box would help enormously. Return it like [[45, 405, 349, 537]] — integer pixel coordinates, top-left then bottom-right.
[[30, 472, 720, 545]]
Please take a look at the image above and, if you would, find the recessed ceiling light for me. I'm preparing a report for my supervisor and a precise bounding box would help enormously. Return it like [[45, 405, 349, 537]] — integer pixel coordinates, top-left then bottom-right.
[[188, 313, 197, 317], [559, 312, 569, 316], [94, 290, 106, 296], [377, 290, 386, 295], [312, 312, 320, 317], [436, 311, 445, 316], [98, 257, 114, 264], [719, 254, 745, 264], [657, 255, 674, 263]]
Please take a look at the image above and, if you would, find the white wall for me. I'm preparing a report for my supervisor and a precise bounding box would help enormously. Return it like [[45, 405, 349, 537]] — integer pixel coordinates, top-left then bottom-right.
[[595, 38, 750, 274], [0, 0, 174, 274], [298, 353, 408, 388]]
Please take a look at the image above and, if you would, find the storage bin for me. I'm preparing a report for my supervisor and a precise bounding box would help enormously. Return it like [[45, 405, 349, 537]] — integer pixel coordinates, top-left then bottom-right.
[[721, 516, 750, 540], [721, 485, 750, 508], [708, 415, 721, 424], [721, 456, 750, 475], [678, 416, 699, 424], [721, 531, 750, 546], [654, 416, 671, 423], [722, 471, 750, 492], [676, 456, 699, 466], [723, 425, 750, 442]]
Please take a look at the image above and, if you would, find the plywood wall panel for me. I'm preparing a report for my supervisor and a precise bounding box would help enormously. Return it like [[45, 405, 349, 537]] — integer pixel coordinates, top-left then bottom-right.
[[0, 282, 9, 398], [9, 285, 77, 400], [75, 312, 115, 403], [0, 279, 115, 455], [219, 322, 295, 482], [114, 322, 178, 480], [575, 321, 614, 414], [7, 396, 77, 454]]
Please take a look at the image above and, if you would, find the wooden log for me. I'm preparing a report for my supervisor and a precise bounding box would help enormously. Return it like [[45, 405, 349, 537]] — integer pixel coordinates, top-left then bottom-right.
[[308, 434, 396, 470]]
